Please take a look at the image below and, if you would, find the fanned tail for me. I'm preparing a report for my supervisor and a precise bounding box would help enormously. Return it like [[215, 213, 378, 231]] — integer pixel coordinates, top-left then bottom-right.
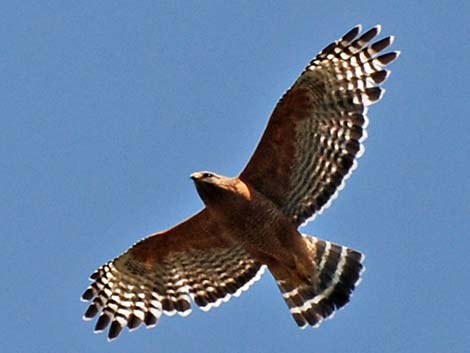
[[276, 236, 364, 328]]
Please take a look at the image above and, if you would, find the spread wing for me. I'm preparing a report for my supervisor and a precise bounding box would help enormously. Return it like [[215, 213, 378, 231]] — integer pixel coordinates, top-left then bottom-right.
[[240, 25, 399, 226], [81, 209, 265, 340]]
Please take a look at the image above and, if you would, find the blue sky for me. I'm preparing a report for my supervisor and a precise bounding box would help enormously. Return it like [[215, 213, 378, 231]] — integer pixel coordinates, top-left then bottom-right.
[[1, 1, 469, 352]]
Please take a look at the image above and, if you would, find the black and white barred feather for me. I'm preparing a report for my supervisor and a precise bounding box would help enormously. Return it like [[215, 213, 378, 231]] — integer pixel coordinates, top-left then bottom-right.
[[277, 236, 364, 328], [82, 244, 265, 340], [273, 25, 399, 226]]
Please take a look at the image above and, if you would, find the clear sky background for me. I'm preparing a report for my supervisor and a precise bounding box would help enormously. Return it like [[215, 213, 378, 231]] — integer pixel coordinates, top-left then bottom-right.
[[1, 1, 469, 352]]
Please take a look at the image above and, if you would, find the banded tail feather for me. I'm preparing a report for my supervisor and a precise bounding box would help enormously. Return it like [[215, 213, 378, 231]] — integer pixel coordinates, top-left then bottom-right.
[[277, 236, 364, 328]]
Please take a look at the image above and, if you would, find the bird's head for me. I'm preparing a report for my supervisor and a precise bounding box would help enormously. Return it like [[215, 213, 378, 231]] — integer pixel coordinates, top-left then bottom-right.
[[190, 171, 233, 205], [190, 171, 219, 183]]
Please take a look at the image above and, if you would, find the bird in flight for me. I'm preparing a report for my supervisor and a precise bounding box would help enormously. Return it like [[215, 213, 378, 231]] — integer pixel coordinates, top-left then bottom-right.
[[82, 24, 399, 340]]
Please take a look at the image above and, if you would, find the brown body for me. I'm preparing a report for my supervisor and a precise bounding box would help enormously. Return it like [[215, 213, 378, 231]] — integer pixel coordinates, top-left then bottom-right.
[[191, 173, 315, 285]]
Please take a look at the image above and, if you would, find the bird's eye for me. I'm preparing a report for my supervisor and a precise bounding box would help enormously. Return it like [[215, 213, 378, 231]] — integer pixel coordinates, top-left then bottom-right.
[[203, 172, 213, 178]]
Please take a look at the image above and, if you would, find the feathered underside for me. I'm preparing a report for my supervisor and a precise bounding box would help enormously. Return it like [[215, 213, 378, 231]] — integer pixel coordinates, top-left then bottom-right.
[[81, 210, 265, 340], [81, 24, 399, 341], [241, 24, 399, 226]]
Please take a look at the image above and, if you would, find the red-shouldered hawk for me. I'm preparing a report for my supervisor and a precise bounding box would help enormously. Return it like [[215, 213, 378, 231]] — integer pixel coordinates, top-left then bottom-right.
[[82, 25, 399, 340]]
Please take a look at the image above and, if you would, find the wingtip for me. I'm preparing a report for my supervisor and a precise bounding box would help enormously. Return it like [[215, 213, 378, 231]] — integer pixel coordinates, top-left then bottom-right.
[[127, 326, 140, 332], [178, 308, 192, 317], [81, 287, 94, 301], [346, 24, 362, 40], [374, 24, 382, 35], [383, 69, 392, 81]]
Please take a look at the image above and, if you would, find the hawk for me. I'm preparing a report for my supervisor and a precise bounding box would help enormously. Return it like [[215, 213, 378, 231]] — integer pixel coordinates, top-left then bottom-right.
[[82, 25, 399, 340]]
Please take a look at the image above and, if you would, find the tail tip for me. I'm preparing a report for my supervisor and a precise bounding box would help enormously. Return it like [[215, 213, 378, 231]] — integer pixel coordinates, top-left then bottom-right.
[[280, 238, 365, 329]]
